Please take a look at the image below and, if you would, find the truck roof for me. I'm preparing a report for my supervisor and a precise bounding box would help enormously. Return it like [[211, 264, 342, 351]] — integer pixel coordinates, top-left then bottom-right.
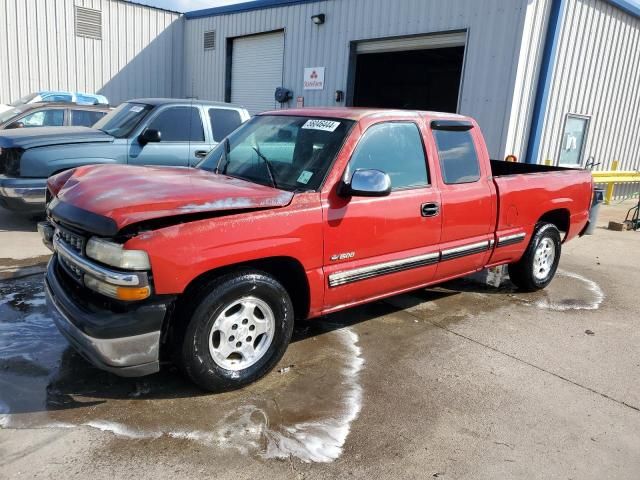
[[261, 107, 471, 122], [129, 98, 246, 109]]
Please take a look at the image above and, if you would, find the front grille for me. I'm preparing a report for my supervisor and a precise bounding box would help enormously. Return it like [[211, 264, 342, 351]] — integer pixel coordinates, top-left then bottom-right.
[[53, 222, 88, 286], [59, 253, 83, 282], [57, 226, 86, 253], [0, 148, 23, 176]]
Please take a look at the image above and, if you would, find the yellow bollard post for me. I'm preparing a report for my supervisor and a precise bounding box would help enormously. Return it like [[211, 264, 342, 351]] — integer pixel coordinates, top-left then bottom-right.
[[604, 160, 619, 205]]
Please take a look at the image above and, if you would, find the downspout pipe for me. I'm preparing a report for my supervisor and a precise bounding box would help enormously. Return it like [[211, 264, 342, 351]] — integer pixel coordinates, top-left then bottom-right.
[[524, 0, 566, 164]]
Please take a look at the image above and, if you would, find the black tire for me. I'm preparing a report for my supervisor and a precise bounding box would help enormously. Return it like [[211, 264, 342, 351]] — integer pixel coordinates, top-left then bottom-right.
[[508, 223, 562, 292], [179, 269, 294, 392]]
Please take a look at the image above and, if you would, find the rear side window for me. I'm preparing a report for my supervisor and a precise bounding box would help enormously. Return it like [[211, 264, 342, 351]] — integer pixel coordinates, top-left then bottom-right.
[[148, 106, 204, 142], [70, 109, 106, 127], [209, 108, 242, 142], [348, 122, 428, 190], [433, 129, 481, 184]]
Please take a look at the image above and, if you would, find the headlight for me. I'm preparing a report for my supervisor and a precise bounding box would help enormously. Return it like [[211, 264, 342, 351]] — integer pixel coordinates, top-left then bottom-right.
[[85, 237, 151, 271]]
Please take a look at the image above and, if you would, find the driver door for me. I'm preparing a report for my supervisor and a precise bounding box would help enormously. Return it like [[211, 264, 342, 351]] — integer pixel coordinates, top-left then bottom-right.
[[128, 106, 212, 167], [322, 121, 442, 310]]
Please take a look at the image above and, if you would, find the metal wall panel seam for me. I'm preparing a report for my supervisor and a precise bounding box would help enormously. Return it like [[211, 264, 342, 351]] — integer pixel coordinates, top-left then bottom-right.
[[524, 0, 567, 163], [541, 0, 576, 164], [621, 23, 640, 170], [604, 10, 633, 167]]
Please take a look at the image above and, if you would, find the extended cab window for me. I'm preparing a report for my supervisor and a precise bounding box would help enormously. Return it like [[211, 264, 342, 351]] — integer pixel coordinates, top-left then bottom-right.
[[209, 108, 243, 142], [433, 129, 481, 184], [148, 106, 204, 142], [348, 122, 428, 190], [70, 109, 106, 127]]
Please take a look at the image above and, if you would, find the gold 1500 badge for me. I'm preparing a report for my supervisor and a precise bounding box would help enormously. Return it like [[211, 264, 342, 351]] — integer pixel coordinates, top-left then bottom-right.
[[330, 252, 355, 261]]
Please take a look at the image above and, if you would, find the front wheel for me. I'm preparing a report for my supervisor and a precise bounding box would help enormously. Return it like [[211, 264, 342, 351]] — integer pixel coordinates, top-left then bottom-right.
[[179, 270, 294, 392], [508, 223, 562, 292]]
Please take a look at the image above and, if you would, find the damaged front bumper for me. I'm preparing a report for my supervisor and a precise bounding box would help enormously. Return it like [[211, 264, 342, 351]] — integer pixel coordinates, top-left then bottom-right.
[[45, 254, 174, 377]]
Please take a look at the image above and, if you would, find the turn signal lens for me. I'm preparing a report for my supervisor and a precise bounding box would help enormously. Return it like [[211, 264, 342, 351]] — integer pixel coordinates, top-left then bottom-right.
[[84, 275, 151, 301], [115, 286, 152, 301]]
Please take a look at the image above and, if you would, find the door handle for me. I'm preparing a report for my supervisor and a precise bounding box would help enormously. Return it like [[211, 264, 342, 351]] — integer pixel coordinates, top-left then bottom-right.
[[421, 202, 440, 217], [195, 150, 209, 158]]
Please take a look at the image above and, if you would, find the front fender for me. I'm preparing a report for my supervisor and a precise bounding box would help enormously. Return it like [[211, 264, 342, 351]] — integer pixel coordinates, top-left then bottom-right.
[[123, 195, 325, 300]]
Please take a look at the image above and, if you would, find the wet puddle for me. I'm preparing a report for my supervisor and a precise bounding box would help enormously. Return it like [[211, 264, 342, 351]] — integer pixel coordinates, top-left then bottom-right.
[[0, 268, 604, 463], [0, 275, 364, 463], [385, 267, 605, 320]]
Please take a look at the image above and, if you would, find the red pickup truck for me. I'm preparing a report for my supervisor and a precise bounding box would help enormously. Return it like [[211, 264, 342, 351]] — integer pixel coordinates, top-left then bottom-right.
[[41, 108, 593, 391]]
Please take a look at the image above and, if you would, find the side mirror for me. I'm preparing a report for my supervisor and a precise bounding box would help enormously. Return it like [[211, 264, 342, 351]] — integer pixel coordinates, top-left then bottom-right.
[[338, 169, 392, 198], [139, 128, 161, 144], [6, 122, 24, 129]]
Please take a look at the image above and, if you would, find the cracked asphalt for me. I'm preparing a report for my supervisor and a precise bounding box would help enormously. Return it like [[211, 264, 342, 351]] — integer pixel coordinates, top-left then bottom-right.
[[1, 201, 639, 479]]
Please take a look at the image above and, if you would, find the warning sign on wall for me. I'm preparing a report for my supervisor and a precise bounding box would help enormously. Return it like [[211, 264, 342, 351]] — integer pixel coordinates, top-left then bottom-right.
[[303, 67, 325, 90]]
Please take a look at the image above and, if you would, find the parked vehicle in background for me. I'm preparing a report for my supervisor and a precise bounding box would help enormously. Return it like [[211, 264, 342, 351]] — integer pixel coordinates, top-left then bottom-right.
[[40, 108, 593, 391], [0, 98, 250, 213], [0, 103, 109, 130], [0, 91, 109, 115]]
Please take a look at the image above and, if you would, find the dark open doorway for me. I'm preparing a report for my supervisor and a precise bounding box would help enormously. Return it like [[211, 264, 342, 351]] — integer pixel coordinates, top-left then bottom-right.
[[352, 46, 465, 112]]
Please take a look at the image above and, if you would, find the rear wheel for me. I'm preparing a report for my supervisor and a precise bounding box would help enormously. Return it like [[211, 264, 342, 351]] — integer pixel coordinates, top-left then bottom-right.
[[508, 223, 562, 292], [179, 270, 294, 392]]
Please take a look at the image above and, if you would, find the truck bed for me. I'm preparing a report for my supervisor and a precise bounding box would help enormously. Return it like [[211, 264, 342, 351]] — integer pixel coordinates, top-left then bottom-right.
[[490, 159, 577, 176], [488, 160, 592, 266]]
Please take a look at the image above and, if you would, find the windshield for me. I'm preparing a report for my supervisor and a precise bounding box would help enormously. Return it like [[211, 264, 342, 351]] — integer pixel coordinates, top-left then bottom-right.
[[0, 106, 27, 124], [198, 115, 354, 192], [93, 102, 153, 138], [10, 93, 38, 107]]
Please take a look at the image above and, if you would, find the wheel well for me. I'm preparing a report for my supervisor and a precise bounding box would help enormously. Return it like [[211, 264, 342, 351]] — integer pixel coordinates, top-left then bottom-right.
[[538, 209, 570, 239], [178, 256, 311, 321]]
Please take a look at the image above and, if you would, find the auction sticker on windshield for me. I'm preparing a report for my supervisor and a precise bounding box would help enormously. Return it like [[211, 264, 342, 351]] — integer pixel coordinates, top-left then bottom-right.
[[302, 119, 341, 132], [297, 170, 314, 184]]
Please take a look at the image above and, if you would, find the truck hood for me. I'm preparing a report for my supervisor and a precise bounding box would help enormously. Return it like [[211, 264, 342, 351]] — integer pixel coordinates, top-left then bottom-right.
[[0, 126, 113, 149], [52, 164, 294, 234]]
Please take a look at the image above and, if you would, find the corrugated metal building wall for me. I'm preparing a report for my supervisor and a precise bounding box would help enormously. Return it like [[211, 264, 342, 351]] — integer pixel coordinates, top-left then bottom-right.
[[538, 0, 640, 197], [0, 0, 184, 105], [183, 0, 545, 159], [504, 0, 553, 162]]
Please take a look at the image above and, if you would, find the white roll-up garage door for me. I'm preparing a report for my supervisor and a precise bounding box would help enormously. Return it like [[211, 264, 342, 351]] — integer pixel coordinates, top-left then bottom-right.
[[356, 31, 467, 54], [231, 31, 284, 115]]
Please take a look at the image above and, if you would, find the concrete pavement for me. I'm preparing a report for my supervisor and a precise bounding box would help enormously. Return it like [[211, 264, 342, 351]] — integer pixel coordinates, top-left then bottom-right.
[[0, 201, 639, 479]]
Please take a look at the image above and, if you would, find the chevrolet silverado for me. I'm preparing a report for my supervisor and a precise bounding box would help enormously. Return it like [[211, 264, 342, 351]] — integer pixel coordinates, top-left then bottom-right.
[[40, 108, 593, 391]]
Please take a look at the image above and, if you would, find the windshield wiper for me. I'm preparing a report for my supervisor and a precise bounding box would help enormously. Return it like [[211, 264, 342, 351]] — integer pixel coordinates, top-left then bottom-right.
[[252, 146, 278, 189]]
